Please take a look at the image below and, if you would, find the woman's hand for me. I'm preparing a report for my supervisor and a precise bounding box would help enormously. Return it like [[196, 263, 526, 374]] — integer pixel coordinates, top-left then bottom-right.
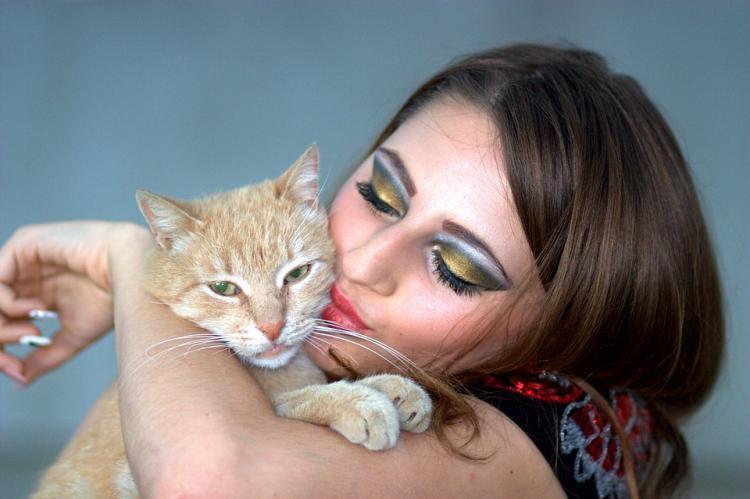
[[0, 221, 149, 384]]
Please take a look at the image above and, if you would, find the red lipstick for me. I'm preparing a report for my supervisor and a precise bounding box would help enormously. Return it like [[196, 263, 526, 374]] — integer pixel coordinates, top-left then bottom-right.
[[322, 284, 369, 332]]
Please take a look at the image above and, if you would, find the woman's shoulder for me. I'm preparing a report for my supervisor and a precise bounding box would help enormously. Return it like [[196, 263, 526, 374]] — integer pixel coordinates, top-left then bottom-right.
[[441, 392, 568, 498], [464, 371, 655, 499]]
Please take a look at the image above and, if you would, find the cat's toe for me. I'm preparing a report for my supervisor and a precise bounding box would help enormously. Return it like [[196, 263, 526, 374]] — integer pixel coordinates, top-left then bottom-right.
[[329, 387, 400, 451], [355, 374, 433, 433], [395, 384, 432, 433]]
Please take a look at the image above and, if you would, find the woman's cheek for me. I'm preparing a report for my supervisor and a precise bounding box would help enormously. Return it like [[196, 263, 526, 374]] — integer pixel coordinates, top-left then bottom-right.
[[329, 189, 374, 254]]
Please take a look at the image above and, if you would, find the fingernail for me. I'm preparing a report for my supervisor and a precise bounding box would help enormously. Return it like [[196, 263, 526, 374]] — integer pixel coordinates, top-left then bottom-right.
[[28, 309, 58, 320], [19, 335, 52, 347]]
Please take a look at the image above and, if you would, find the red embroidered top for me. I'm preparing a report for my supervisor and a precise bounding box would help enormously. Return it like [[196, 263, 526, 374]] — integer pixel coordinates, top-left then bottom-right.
[[465, 372, 654, 498]]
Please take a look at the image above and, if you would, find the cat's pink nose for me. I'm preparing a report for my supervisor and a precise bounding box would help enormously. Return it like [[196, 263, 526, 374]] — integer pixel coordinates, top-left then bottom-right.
[[259, 321, 285, 342]]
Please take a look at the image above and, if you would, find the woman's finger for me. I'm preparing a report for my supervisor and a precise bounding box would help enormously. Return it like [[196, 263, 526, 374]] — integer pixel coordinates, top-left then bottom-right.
[[0, 350, 28, 385], [0, 320, 43, 344], [22, 329, 82, 383], [0, 284, 46, 318]]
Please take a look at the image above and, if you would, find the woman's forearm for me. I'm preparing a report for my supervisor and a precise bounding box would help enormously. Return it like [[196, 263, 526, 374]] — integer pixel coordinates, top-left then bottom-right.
[[108, 226, 276, 496]]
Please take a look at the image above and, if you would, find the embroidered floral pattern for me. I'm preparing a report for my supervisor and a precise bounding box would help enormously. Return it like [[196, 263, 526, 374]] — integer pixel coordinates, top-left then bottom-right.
[[481, 372, 654, 499]]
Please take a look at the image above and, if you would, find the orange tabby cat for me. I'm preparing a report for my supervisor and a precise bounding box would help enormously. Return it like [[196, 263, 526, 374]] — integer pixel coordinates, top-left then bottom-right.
[[33, 145, 432, 498]]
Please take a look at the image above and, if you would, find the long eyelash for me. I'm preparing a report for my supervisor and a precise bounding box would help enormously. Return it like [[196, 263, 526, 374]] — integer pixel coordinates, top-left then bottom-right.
[[431, 249, 481, 297], [356, 181, 401, 217]]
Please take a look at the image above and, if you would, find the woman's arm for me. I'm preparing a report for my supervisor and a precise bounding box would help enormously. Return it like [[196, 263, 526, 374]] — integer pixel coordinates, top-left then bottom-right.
[[109, 227, 564, 498], [109, 226, 276, 495]]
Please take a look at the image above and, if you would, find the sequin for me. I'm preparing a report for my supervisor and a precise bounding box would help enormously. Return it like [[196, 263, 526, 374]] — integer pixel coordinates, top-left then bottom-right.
[[481, 371, 583, 404]]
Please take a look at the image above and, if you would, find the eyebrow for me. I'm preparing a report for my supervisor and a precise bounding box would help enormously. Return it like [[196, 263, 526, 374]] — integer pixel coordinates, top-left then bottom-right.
[[441, 220, 512, 286], [377, 147, 417, 197]]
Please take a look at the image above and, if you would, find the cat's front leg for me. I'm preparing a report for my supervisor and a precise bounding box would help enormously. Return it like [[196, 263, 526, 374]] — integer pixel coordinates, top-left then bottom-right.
[[355, 374, 432, 433], [273, 381, 400, 451]]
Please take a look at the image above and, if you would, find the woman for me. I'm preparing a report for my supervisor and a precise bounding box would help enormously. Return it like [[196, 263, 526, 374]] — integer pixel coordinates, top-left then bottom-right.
[[0, 44, 723, 497]]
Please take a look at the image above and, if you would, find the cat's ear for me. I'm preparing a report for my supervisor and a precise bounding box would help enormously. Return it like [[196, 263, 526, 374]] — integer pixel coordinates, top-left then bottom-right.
[[136, 190, 203, 252], [275, 143, 320, 207]]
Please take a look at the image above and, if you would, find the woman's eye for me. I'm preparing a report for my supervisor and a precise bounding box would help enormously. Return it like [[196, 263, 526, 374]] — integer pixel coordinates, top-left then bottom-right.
[[356, 182, 402, 218], [209, 281, 240, 296], [430, 250, 481, 297], [285, 264, 311, 284]]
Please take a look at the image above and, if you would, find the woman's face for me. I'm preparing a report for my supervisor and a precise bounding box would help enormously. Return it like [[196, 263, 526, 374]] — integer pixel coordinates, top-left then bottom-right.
[[307, 98, 541, 376]]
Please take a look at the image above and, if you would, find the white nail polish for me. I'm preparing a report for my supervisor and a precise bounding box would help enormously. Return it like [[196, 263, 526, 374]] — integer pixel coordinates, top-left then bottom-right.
[[19, 335, 51, 347], [28, 309, 58, 320]]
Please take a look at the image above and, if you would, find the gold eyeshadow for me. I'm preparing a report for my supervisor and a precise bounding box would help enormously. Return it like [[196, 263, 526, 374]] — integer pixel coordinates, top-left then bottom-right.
[[439, 243, 508, 290], [372, 152, 409, 216]]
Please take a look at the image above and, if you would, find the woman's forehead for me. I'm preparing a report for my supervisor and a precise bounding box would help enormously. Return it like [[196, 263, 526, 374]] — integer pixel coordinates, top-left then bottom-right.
[[382, 99, 505, 196], [393, 98, 500, 170]]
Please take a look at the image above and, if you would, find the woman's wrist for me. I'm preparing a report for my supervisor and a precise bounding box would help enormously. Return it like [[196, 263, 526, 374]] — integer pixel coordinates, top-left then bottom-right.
[[106, 222, 152, 289]]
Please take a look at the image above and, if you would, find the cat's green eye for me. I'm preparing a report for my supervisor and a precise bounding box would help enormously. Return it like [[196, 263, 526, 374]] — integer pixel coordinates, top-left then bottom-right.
[[285, 264, 311, 284], [209, 281, 240, 296]]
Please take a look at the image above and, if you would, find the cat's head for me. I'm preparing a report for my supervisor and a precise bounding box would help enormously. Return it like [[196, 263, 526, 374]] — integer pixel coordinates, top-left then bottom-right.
[[136, 144, 334, 369]]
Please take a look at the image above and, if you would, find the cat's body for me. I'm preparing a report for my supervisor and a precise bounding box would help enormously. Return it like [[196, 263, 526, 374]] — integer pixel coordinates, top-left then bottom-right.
[[33, 146, 432, 498]]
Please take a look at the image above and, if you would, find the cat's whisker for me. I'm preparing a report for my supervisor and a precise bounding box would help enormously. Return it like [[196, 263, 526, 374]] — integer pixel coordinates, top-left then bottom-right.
[[121, 336, 230, 386], [313, 321, 415, 364], [322, 342, 359, 367], [145, 333, 221, 357], [330, 332, 415, 367], [312, 332, 397, 370], [180, 342, 231, 358], [183, 339, 227, 355], [145, 339, 218, 363], [302, 337, 330, 358], [313, 321, 421, 371], [312, 331, 403, 371], [315, 169, 332, 205], [283, 322, 324, 344], [123, 346, 213, 391], [146, 332, 219, 346], [306, 336, 360, 367], [281, 327, 308, 343], [306, 334, 333, 349]]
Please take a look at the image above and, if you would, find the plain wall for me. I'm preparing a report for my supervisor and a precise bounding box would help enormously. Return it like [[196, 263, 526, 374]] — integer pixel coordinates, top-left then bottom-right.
[[1, 1, 748, 497]]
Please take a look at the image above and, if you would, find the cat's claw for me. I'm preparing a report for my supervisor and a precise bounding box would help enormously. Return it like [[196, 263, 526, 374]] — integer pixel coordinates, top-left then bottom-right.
[[355, 374, 433, 433]]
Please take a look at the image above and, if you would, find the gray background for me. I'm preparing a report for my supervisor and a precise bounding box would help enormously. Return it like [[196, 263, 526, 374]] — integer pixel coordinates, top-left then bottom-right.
[[1, 1, 747, 497]]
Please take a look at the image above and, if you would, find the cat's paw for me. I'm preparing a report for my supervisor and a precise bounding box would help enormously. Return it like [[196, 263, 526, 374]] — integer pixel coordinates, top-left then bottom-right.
[[328, 383, 400, 451], [355, 374, 433, 433]]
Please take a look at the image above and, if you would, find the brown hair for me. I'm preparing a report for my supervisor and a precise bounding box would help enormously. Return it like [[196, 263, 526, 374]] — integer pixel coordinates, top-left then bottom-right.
[[362, 44, 724, 497]]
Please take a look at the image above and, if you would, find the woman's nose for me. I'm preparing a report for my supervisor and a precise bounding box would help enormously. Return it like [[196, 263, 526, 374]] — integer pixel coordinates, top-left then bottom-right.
[[340, 226, 405, 296]]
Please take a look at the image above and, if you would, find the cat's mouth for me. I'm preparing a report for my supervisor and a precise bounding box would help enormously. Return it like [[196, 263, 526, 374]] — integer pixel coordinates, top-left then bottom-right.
[[256, 343, 290, 359], [230, 339, 300, 369], [221, 322, 313, 368]]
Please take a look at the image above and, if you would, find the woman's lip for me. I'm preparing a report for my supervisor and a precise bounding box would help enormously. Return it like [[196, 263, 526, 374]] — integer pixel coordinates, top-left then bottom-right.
[[323, 284, 369, 331]]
